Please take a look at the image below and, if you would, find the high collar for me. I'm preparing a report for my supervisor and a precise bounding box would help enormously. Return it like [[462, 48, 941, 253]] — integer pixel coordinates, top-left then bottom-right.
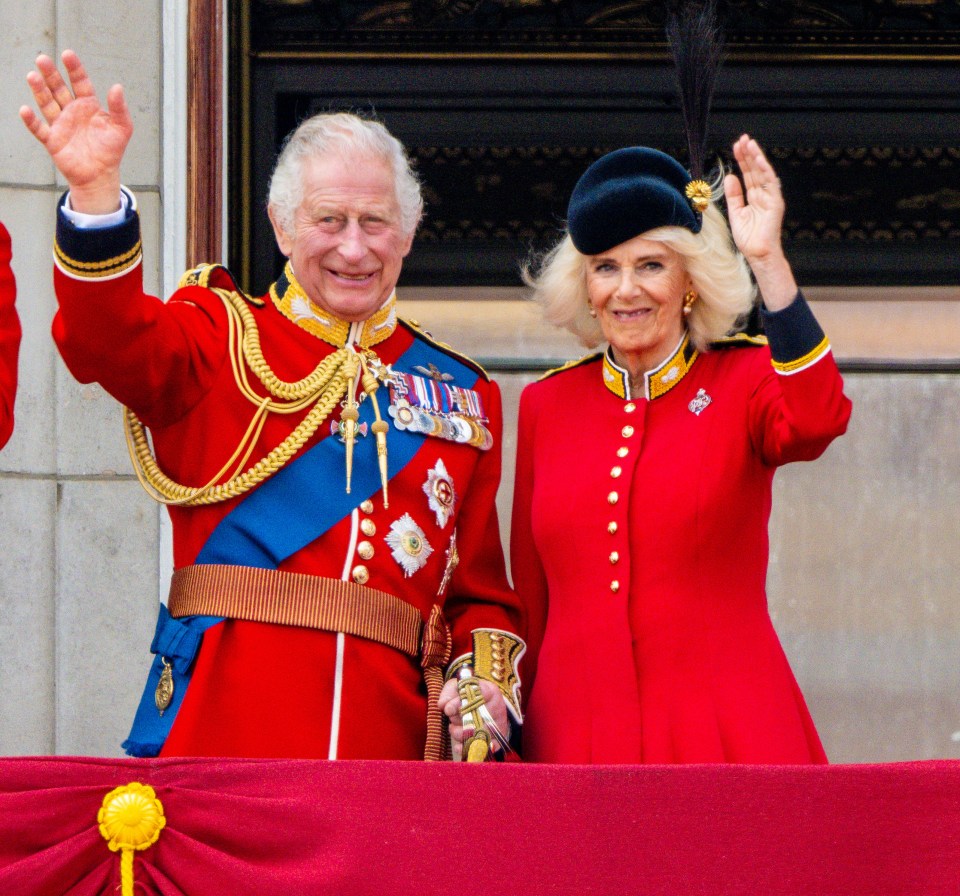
[[601, 332, 698, 401], [269, 262, 398, 349]]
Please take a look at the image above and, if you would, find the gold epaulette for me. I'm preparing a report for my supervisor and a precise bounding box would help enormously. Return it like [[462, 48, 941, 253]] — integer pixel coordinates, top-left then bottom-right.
[[399, 318, 490, 381], [539, 352, 603, 381], [177, 263, 265, 307], [710, 332, 768, 350]]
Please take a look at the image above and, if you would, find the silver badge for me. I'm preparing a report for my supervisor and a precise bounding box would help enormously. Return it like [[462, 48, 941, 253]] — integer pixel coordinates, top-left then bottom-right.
[[423, 459, 456, 528], [385, 513, 434, 577], [688, 388, 713, 416]]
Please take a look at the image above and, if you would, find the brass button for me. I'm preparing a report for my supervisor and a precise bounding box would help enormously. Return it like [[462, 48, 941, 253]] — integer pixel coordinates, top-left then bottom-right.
[[360, 500, 374, 514], [610, 580, 620, 593], [617, 447, 629, 458], [621, 425, 635, 438], [624, 402, 636, 413], [360, 519, 376, 537], [609, 551, 620, 564], [608, 521, 618, 535], [610, 466, 622, 478], [357, 541, 374, 560], [607, 491, 619, 505], [352, 565, 370, 584]]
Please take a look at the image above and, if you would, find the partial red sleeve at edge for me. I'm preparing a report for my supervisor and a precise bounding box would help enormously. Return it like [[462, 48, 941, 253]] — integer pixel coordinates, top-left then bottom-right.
[[0, 223, 22, 450]]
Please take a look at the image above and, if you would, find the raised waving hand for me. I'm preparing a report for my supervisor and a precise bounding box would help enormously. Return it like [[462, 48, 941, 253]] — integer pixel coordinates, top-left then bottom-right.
[[20, 50, 132, 215], [724, 134, 798, 311]]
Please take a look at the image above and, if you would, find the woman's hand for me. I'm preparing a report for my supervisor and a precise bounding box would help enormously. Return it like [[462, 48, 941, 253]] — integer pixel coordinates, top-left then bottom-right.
[[724, 134, 798, 311], [20, 50, 132, 215], [438, 676, 510, 761]]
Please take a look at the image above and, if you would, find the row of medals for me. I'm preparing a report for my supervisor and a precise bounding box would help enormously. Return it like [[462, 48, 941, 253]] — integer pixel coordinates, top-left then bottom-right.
[[389, 396, 493, 451]]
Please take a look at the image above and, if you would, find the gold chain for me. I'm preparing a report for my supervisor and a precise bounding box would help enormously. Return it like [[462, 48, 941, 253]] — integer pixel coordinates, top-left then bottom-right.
[[124, 288, 352, 506]]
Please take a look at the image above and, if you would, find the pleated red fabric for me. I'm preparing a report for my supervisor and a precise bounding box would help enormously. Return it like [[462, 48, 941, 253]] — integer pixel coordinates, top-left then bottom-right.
[[2, 756, 959, 896]]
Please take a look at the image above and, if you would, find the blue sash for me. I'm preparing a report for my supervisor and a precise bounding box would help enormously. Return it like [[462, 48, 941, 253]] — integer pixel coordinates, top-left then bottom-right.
[[123, 333, 480, 756]]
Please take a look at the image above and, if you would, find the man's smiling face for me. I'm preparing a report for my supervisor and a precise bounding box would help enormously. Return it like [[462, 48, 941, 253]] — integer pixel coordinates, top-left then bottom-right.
[[269, 151, 414, 322]]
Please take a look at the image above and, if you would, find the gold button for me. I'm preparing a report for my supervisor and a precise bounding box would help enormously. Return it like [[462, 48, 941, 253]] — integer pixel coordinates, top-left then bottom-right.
[[607, 491, 619, 505], [360, 519, 376, 537], [360, 500, 374, 514], [352, 565, 369, 585], [610, 580, 620, 593], [610, 466, 622, 478], [609, 551, 620, 564], [621, 425, 635, 438], [624, 402, 636, 413], [608, 521, 618, 535], [357, 541, 374, 560], [617, 447, 629, 458]]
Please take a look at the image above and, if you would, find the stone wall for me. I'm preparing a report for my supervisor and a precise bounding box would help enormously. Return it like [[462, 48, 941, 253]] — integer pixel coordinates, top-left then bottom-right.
[[0, 4, 164, 754]]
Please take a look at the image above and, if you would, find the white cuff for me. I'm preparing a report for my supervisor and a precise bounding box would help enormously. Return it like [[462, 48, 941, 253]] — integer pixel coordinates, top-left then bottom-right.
[[62, 187, 133, 229]]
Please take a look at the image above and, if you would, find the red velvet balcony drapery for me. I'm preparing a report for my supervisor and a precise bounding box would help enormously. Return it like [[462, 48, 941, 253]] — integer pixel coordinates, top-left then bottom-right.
[[1, 756, 959, 895]]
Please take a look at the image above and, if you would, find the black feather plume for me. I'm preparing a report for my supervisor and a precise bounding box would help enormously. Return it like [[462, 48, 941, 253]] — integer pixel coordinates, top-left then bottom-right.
[[665, 0, 725, 180]]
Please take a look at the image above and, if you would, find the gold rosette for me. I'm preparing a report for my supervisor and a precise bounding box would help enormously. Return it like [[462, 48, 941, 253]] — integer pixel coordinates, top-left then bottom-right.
[[98, 782, 166, 896], [685, 179, 712, 212]]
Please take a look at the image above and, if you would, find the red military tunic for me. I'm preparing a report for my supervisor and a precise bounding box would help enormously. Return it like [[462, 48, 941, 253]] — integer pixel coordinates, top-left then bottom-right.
[[512, 295, 851, 764], [0, 222, 21, 449], [52, 194, 522, 759]]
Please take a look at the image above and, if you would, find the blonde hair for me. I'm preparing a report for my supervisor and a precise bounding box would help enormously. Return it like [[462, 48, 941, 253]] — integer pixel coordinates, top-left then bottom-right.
[[524, 199, 756, 352]]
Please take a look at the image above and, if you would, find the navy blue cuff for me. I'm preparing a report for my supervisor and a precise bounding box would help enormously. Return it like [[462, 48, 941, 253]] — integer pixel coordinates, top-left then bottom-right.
[[54, 189, 142, 279], [760, 290, 829, 370]]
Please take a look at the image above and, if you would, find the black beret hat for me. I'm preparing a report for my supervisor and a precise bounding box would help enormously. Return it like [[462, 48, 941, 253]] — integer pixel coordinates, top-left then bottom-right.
[[567, 147, 703, 255]]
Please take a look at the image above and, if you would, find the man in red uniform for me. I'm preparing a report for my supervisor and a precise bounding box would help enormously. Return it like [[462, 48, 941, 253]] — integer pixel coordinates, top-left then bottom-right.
[[21, 50, 524, 760], [0, 222, 21, 450]]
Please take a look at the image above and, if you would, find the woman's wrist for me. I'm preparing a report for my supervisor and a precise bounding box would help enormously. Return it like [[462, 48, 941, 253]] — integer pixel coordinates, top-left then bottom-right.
[[748, 252, 797, 312]]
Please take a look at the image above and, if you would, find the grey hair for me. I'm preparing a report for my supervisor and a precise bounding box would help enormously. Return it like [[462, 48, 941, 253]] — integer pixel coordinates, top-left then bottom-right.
[[523, 195, 756, 352], [267, 111, 424, 238]]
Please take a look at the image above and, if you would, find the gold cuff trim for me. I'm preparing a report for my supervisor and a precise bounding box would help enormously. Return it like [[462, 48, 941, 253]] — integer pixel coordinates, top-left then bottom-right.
[[771, 336, 831, 375], [54, 240, 142, 279], [470, 628, 525, 724]]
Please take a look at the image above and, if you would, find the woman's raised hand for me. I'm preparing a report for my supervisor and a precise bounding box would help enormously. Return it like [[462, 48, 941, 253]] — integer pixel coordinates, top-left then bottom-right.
[[724, 134, 798, 311]]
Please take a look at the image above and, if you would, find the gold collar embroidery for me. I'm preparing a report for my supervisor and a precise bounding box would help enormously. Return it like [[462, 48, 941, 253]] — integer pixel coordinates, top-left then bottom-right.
[[601, 332, 698, 401], [270, 263, 398, 349]]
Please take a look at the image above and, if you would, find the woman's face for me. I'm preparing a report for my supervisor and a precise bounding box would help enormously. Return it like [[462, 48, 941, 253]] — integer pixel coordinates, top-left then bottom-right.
[[585, 234, 693, 376]]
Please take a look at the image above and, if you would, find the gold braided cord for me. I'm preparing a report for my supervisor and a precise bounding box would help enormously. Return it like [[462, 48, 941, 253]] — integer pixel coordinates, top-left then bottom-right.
[[124, 288, 352, 506], [222, 289, 344, 402]]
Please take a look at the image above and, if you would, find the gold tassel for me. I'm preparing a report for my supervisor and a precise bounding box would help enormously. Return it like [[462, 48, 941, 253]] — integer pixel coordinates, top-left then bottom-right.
[[340, 352, 361, 494], [359, 354, 390, 508]]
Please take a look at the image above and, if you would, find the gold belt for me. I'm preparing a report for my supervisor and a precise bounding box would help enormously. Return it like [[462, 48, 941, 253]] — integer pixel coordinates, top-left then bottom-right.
[[167, 564, 451, 760]]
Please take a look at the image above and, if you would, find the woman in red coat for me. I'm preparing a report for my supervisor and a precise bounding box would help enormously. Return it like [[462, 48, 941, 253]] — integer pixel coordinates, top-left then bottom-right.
[[512, 136, 852, 764], [0, 222, 21, 450]]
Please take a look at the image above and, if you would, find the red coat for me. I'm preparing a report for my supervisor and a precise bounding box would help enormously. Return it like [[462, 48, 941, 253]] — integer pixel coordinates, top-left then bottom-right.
[[0, 223, 21, 449], [52, 200, 522, 759], [511, 297, 852, 764]]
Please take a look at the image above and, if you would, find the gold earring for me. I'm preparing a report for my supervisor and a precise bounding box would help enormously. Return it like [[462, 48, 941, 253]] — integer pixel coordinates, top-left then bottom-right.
[[683, 290, 698, 315]]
